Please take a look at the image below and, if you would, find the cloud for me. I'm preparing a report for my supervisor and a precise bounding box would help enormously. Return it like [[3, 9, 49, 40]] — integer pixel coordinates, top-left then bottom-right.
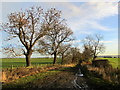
[[87, 2, 118, 19], [69, 40, 81, 44], [78, 30, 92, 35], [58, 2, 118, 33], [61, 2, 117, 19], [86, 21, 114, 31], [2, 2, 118, 32], [100, 40, 113, 43]]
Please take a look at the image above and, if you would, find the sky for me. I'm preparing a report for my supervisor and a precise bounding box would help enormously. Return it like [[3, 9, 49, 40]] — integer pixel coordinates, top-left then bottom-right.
[[0, 0, 119, 58]]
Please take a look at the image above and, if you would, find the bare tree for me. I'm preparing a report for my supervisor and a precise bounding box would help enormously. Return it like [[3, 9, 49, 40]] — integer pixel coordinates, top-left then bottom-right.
[[58, 44, 71, 64], [82, 44, 94, 62], [83, 34, 105, 61], [70, 47, 81, 63], [39, 8, 73, 64], [2, 6, 49, 66]]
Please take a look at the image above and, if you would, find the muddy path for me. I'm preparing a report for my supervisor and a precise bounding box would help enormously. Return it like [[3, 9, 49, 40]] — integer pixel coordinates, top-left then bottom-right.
[[72, 68, 92, 90], [29, 67, 91, 89]]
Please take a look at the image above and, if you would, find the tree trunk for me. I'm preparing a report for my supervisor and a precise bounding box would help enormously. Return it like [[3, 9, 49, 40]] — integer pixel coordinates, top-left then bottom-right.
[[71, 55, 74, 63], [93, 54, 96, 61], [53, 52, 57, 65], [25, 50, 32, 67], [61, 54, 64, 64]]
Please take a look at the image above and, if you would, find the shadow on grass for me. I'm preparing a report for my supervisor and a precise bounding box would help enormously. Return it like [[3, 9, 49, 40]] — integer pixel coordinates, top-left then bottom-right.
[[48, 65, 79, 75]]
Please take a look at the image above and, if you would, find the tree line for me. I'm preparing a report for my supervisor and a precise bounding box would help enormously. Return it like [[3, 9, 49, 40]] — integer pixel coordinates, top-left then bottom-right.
[[1, 6, 105, 67]]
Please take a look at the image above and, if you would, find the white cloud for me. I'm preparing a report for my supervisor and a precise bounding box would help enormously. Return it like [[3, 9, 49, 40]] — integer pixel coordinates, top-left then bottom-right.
[[100, 40, 113, 43], [78, 30, 92, 35], [2, 2, 118, 33], [71, 40, 81, 43], [86, 21, 114, 31], [87, 2, 118, 19], [61, 2, 118, 19], [69, 40, 81, 45], [58, 2, 118, 33]]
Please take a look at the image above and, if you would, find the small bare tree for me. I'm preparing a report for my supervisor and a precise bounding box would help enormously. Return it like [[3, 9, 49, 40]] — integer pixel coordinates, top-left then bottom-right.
[[58, 44, 71, 64], [2, 6, 49, 66], [70, 47, 81, 63], [82, 44, 94, 62], [39, 8, 73, 64], [83, 34, 105, 61]]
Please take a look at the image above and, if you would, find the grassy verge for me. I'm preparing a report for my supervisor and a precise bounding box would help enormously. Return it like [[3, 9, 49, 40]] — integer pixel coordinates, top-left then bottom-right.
[[3, 70, 60, 88], [2, 64, 76, 89]]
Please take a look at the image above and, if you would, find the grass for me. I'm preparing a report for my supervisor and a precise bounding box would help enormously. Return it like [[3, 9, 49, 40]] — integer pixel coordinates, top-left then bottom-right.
[[3, 70, 60, 88], [106, 58, 119, 68], [2, 58, 61, 69]]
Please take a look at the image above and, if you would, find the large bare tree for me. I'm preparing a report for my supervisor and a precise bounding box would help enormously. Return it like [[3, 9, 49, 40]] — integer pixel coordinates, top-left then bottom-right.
[[2, 6, 49, 66], [38, 8, 73, 64], [83, 34, 105, 61]]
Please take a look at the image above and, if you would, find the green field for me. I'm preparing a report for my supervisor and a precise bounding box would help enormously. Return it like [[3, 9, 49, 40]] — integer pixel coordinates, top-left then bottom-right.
[[2, 58, 61, 69], [1, 58, 119, 69]]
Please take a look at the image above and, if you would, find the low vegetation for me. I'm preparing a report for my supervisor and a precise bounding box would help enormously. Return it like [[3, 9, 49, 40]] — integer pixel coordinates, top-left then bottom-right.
[[80, 62, 120, 90]]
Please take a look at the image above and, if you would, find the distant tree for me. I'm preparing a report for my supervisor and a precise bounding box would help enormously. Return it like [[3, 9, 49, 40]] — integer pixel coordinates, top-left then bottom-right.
[[70, 47, 81, 63], [63, 47, 81, 64], [82, 44, 94, 62], [58, 44, 71, 64], [2, 6, 50, 66], [38, 8, 73, 64], [83, 34, 105, 61]]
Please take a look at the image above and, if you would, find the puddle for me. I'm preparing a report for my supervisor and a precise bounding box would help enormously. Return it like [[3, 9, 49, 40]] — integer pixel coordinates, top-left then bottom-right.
[[72, 68, 89, 90]]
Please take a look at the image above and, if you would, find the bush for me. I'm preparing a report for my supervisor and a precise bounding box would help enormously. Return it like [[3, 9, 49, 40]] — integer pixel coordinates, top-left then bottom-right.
[[92, 59, 112, 68]]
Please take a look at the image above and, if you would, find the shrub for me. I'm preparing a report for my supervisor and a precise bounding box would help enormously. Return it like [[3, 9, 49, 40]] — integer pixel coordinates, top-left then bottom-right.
[[92, 59, 112, 68]]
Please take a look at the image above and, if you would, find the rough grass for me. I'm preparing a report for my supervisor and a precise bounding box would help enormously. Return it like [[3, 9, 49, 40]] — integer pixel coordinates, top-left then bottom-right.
[[2, 64, 66, 82], [80, 65, 120, 90], [2, 58, 61, 69]]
